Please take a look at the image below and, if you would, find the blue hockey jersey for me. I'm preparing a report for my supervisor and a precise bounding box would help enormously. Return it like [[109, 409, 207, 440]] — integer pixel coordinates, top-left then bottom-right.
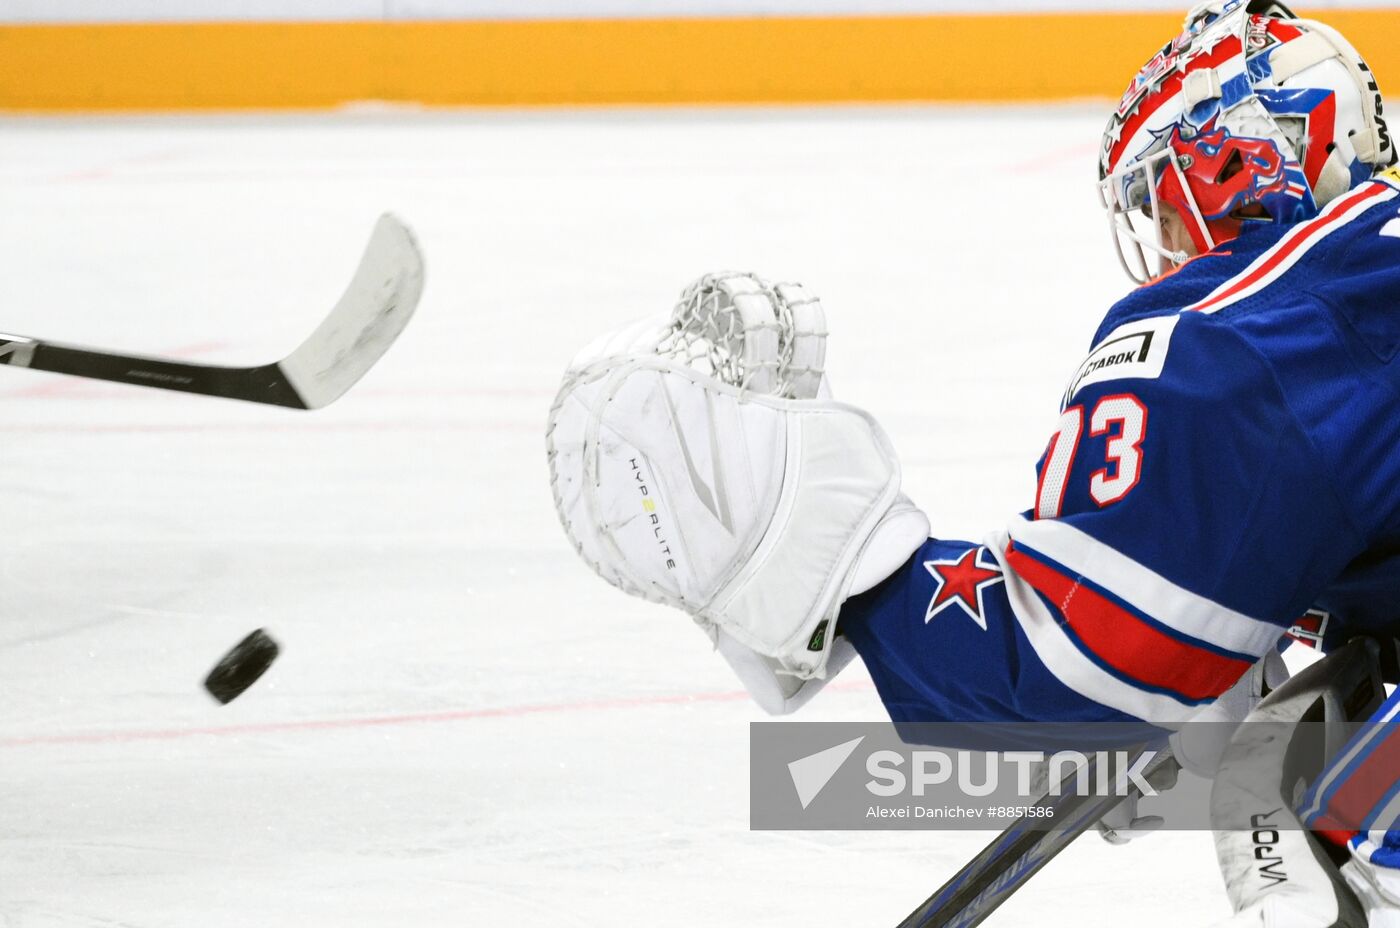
[[841, 172, 1400, 728]]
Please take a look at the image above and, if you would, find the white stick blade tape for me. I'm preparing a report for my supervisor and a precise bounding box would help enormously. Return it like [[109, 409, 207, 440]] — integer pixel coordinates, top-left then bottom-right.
[[280, 213, 426, 409]]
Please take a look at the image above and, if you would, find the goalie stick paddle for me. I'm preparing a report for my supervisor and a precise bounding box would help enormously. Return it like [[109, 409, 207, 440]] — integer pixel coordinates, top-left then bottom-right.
[[0, 213, 424, 409], [896, 744, 1174, 928]]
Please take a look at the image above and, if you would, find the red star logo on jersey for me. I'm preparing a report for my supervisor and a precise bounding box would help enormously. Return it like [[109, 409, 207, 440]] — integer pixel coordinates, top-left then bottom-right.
[[923, 547, 1004, 630]]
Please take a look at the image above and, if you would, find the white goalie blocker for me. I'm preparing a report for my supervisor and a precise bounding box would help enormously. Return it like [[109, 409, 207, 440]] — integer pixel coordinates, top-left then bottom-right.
[[546, 274, 928, 713]]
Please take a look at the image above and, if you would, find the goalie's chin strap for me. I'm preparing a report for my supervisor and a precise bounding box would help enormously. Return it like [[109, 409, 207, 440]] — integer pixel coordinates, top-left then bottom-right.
[[1116, 219, 1192, 268]]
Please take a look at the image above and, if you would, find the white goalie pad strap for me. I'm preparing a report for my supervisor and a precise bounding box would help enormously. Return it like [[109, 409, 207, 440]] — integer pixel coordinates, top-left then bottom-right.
[[709, 396, 903, 676], [717, 631, 859, 715], [548, 356, 902, 679], [848, 493, 931, 597], [718, 494, 928, 713]]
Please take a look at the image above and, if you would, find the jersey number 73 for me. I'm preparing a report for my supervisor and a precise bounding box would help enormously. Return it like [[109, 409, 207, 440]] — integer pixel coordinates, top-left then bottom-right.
[[1035, 393, 1148, 519]]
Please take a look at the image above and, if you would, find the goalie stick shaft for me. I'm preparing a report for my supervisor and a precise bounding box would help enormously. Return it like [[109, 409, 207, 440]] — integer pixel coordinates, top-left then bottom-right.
[[0, 213, 424, 410], [0, 338, 305, 407], [896, 744, 1173, 928]]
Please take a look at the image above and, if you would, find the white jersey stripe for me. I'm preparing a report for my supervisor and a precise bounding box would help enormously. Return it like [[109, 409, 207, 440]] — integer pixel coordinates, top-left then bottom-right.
[[1007, 514, 1283, 658], [1185, 182, 1398, 315]]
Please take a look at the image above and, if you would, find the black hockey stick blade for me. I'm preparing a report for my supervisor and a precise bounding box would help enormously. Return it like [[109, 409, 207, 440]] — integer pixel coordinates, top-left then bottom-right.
[[0, 213, 424, 409], [896, 745, 1174, 928]]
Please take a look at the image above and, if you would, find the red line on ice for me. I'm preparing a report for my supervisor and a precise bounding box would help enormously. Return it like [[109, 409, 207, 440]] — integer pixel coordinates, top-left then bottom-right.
[[0, 681, 872, 748]]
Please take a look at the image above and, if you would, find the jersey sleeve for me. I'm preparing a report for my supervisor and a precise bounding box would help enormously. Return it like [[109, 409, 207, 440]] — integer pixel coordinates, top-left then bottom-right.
[[841, 310, 1365, 727], [840, 537, 1159, 728]]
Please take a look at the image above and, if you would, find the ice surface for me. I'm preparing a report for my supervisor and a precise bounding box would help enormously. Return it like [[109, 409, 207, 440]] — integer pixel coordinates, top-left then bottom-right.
[[0, 106, 1236, 926]]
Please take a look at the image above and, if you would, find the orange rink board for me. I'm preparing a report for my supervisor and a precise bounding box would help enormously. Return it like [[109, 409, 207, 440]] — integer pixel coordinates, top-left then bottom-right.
[[2, 10, 1399, 110]]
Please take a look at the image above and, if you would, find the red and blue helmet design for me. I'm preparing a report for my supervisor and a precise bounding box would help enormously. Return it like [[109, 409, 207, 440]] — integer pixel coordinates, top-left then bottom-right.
[[1098, 1, 1394, 282], [1154, 112, 1314, 254]]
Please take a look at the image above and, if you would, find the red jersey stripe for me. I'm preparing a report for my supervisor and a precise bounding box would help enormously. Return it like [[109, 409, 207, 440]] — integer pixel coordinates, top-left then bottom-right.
[[1005, 543, 1251, 702], [1188, 183, 1393, 314]]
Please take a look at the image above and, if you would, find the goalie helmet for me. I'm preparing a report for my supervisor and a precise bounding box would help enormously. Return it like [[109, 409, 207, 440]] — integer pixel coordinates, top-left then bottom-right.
[[1099, 0, 1395, 283]]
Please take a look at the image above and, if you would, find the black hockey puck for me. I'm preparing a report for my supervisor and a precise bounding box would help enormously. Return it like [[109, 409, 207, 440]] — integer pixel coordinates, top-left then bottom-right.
[[204, 629, 279, 704]]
